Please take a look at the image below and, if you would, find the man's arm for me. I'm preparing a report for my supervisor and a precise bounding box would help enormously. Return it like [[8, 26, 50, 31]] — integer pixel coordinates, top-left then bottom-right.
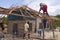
[[39, 8, 41, 14]]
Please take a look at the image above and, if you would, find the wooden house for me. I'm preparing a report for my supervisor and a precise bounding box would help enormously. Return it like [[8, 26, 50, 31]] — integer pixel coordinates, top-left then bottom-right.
[[0, 6, 54, 37], [0, 6, 42, 37]]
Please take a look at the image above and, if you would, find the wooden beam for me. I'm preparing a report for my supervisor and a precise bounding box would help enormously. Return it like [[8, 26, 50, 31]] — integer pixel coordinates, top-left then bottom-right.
[[5, 13, 35, 18], [19, 8, 24, 16], [25, 9, 34, 17], [42, 22, 45, 40]]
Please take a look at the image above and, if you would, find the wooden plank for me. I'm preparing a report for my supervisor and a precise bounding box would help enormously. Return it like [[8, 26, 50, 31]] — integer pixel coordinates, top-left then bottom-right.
[[6, 13, 34, 18]]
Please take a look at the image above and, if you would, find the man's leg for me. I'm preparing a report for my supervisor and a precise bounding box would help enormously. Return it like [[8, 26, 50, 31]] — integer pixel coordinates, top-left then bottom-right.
[[28, 33, 30, 39], [23, 33, 25, 39], [46, 11, 49, 16], [43, 11, 45, 14]]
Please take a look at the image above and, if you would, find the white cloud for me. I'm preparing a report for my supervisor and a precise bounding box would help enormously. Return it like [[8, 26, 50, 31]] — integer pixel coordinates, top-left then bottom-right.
[[48, 5, 60, 16]]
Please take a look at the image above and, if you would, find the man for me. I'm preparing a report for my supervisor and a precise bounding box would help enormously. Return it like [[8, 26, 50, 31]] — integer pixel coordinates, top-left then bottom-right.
[[39, 3, 49, 15], [42, 17, 47, 29], [24, 22, 29, 33], [23, 21, 30, 39]]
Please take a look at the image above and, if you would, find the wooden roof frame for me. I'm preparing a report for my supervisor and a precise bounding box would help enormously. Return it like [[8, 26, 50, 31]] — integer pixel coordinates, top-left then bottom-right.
[[0, 6, 42, 18], [8, 7, 35, 18]]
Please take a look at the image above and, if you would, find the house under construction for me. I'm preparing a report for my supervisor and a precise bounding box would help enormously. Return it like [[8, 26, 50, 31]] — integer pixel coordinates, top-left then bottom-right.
[[0, 6, 53, 37]]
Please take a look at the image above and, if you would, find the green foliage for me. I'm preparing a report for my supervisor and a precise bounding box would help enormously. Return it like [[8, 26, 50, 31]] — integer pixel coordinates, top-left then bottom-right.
[[55, 15, 60, 18], [54, 15, 60, 27], [2, 17, 8, 24], [54, 20, 60, 27]]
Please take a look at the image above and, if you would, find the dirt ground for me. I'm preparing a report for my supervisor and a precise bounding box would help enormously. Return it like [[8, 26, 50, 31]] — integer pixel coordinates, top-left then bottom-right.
[[1, 31, 60, 40]]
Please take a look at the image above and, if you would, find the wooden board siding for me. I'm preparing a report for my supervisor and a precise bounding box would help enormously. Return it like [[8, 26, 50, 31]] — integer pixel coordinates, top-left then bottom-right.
[[7, 20, 35, 37], [36, 17, 42, 31]]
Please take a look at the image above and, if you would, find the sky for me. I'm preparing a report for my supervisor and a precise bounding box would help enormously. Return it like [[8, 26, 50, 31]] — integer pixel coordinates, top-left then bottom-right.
[[0, 0, 60, 17]]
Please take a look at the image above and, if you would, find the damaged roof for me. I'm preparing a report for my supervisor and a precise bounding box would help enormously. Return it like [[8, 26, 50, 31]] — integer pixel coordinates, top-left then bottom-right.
[[0, 5, 42, 18]]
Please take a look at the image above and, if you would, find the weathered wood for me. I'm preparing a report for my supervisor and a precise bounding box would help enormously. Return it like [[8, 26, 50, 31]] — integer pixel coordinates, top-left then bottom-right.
[[51, 19, 55, 38], [8, 13, 33, 18], [42, 23, 45, 40]]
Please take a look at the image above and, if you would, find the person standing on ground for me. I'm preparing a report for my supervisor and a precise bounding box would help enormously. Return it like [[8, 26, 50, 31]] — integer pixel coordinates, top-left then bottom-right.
[[42, 17, 47, 29], [23, 21, 30, 39]]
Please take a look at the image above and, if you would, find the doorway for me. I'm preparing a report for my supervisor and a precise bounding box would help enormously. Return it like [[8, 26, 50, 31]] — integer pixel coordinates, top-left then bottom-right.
[[12, 23, 18, 36], [29, 23, 32, 31]]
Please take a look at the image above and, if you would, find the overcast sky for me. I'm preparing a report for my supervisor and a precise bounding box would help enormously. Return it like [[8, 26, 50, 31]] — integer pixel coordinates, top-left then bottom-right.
[[0, 0, 60, 16]]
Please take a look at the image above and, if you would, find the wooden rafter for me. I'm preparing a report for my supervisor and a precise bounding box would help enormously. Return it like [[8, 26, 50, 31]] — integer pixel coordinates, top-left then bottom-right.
[[7, 13, 33, 18], [0, 6, 42, 18], [19, 8, 24, 16]]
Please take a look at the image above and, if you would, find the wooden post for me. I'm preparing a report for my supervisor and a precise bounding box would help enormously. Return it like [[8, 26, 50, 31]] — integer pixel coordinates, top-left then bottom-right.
[[42, 18, 45, 40], [43, 24, 45, 40], [52, 27, 55, 39], [35, 19, 37, 33], [51, 19, 55, 38], [52, 19, 55, 38]]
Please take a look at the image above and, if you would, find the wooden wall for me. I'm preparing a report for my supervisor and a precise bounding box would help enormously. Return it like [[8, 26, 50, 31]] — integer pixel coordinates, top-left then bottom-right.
[[7, 20, 35, 36]]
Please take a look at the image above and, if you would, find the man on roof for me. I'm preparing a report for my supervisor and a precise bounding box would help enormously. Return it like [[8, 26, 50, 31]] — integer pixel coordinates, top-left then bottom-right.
[[39, 3, 49, 16]]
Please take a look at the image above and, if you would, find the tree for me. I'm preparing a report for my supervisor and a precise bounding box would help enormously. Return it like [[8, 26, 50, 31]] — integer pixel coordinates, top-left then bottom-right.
[[55, 15, 60, 18], [54, 15, 60, 27], [2, 16, 8, 24]]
